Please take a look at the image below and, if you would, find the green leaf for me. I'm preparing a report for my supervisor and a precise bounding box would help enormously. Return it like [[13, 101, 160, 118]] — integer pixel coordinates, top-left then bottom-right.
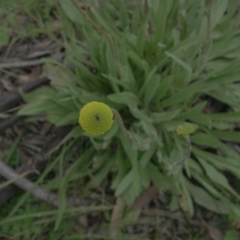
[[210, 0, 229, 29], [115, 171, 132, 196], [129, 103, 153, 124], [165, 51, 192, 78], [143, 74, 161, 107], [117, 131, 141, 197], [111, 145, 129, 189], [139, 143, 156, 167], [208, 112, 240, 122], [18, 102, 57, 116], [91, 7, 116, 36], [139, 66, 157, 97], [197, 158, 239, 198], [192, 172, 223, 199], [54, 146, 94, 231], [87, 162, 111, 189], [102, 120, 119, 140], [0, 24, 10, 46], [107, 92, 140, 105], [207, 84, 240, 110], [192, 148, 240, 177], [118, 131, 137, 162], [121, 66, 138, 93], [210, 37, 240, 60], [179, 101, 207, 119], [223, 230, 240, 240], [200, 0, 228, 34], [121, 182, 139, 206], [212, 121, 234, 130], [105, 43, 119, 92], [208, 72, 240, 85], [186, 180, 230, 214], [52, 111, 78, 127], [131, 159, 141, 198], [58, 0, 85, 25], [122, 209, 141, 225], [179, 174, 194, 216], [55, 145, 67, 231], [190, 133, 222, 148], [154, 75, 174, 101], [146, 163, 170, 191], [151, 109, 181, 123], [103, 74, 130, 90], [192, 145, 240, 170], [161, 82, 204, 107], [128, 50, 147, 72], [211, 130, 240, 143], [187, 112, 212, 127], [138, 164, 150, 189], [20, 87, 56, 103], [153, 0, 172, 43]]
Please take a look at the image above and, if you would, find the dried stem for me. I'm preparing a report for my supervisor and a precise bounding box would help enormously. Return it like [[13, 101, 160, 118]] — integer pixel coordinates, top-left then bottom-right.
[[109, 197, 125, 237]]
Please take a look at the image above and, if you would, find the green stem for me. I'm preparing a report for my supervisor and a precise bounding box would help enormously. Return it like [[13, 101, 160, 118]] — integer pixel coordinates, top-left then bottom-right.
[[172, 135, 192, 172], [111, 108, 148, 150]]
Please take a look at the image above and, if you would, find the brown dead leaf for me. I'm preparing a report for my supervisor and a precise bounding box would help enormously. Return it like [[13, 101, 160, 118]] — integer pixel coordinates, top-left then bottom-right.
[[51, 20, 62, 29], [19, 66, 42, 84], [234, 220, 240, 230], [143, 209, 184, 222], [74, 214, 88, 234], [191, 220, 223, 240], [1, 77, 15, 91], [0, 11, 6, 20], [77, 215, 88, 227], [206, 225, 223, 240], [130, 186, 158, 211], [40, 122, 53, 136]]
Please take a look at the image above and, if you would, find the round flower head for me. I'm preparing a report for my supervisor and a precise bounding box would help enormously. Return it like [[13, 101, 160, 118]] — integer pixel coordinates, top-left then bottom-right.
[[176, 123, 195, 136], [79, 101, 113, 136]]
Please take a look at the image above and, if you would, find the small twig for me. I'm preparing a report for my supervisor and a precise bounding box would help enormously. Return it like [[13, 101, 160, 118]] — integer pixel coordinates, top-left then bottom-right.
[[0, 158, 87, 208], [0, 58, 43, 68], [0, 158, 59, 207], [0, 52, 64, 69]]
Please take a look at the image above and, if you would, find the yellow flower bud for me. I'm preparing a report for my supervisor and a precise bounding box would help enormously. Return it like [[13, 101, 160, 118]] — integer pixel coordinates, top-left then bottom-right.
[[79, 101, 113, 136], [176, 123, 194, 136]]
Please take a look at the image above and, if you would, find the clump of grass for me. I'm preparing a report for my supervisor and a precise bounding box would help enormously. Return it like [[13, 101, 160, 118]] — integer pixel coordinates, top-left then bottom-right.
[[5, 0, 240, 236]]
